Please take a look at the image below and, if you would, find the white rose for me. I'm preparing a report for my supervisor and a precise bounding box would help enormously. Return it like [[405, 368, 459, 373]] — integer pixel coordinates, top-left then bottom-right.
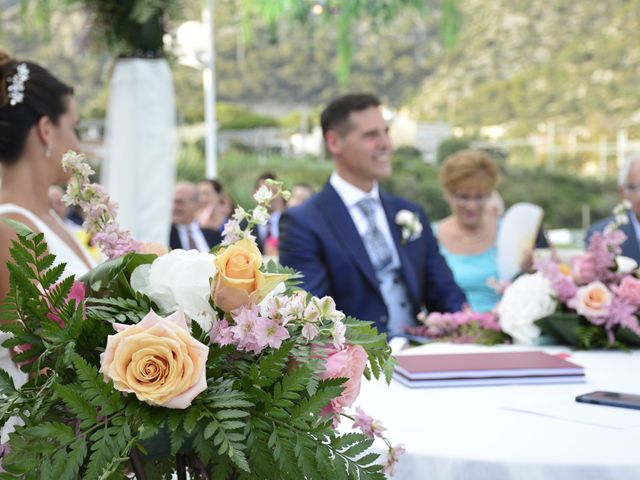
[[616, 256, 638, 274], [395, 210, 414, 225], [131, 249, 217, 331], [498, 272, 557, 344]]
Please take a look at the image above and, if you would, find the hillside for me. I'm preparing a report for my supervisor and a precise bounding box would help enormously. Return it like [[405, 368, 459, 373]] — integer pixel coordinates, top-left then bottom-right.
[[411, 0, 640, 137], [1, 0, 638, 139]]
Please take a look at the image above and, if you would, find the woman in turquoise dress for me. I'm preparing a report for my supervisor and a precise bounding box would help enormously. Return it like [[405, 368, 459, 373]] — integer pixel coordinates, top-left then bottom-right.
[[432, 150, 502, 312]]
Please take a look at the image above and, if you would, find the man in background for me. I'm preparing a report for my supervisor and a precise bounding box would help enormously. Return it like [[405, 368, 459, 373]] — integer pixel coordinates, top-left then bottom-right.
[[170, 181, 221, 252], [587, 152, 640, 262], [279, 93, 466, 339]]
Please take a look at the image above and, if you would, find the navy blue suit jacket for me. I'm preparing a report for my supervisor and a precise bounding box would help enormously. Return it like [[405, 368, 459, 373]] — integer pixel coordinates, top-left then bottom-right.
[[586, 211, 640, 262], [169, 224, 221, 251], [279, 183, 467, 333]]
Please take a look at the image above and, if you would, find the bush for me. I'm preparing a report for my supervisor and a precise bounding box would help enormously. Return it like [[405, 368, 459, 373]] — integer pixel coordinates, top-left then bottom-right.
[[217, 103, 279, 130], [436, 137, 471, 164], [174, 147, 617, 229]]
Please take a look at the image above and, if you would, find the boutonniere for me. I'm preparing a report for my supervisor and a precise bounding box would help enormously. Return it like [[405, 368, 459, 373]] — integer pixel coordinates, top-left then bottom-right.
[[395, 209, 423, 244]]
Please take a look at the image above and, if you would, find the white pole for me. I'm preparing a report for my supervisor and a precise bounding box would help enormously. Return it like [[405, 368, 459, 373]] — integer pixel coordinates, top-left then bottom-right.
[[202, 0, 218, 178]]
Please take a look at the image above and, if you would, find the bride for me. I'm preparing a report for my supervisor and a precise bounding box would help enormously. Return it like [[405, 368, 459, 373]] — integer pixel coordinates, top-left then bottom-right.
[[0, 53, 95, 439]]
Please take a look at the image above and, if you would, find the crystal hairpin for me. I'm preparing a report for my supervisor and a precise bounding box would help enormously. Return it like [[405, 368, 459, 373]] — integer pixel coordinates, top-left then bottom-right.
[[7, 63, 29, 106]]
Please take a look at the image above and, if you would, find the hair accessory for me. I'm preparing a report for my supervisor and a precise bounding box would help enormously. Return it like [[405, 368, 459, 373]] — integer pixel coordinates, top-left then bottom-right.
[[7, 63, 29, 106]]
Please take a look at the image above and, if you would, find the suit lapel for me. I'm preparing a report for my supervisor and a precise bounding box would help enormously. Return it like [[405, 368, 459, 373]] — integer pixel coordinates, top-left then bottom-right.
[[622, 212, 640, 260], [380, 192, 420, 305], [316, 184, 380, 293]]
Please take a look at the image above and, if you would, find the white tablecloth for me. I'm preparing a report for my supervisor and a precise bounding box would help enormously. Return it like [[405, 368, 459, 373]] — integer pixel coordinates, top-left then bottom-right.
[[356, 344, 640, 480]]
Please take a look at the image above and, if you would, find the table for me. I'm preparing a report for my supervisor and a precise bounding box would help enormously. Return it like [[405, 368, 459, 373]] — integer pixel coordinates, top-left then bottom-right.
[[356, 344, 640, 480]]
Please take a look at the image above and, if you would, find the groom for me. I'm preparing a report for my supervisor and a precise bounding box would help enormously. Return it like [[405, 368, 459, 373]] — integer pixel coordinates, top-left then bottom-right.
[[279, 93, 466, 336]]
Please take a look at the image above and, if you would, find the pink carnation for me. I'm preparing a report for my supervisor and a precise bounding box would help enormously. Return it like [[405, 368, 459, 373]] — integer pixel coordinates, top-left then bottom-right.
[[320, 345, 368, 416], [614, 276, 640, 307]]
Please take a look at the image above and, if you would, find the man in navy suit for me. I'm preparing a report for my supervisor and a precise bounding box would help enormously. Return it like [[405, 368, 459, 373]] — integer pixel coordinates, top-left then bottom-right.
[[169, 182, 221, 252], [279, 93, 466, 336], [586, 153, 640, 262]]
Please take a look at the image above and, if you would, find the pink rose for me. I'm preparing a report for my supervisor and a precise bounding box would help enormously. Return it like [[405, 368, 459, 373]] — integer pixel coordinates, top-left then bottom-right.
[[568, 281, 612, 319], [571, 254, 597, 285], [100, 310, 209, 409], [319, 344, 368, 415], [615, 276, 640, 307]]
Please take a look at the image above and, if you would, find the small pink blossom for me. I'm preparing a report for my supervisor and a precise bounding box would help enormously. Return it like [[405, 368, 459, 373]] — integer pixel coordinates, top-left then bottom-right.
[[210, 319, 234, 346], [382, 444, 406, 476], [254, 317, 290, 349], [301, 323, 319, 341], [332, 319, 346, 349], [352, 407, 386, 439], [230, 306, 262, 353]]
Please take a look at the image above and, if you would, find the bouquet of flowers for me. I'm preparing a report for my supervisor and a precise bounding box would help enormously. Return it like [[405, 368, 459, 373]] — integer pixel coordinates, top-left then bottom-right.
[[406, 311, 507, 346], [0, 153, 401, 479], [499, 202, 640, 349]]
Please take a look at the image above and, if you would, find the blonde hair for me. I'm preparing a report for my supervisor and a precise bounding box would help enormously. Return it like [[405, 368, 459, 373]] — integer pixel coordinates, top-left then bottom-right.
[[439, 149, 499, 194]]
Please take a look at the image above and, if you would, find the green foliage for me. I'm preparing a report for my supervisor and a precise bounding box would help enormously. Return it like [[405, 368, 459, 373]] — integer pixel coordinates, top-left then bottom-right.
[[436, 137, 471, 164], [217, 102, 280, 130], [15, 0, 182, 56], [536, 313, 640, 350], [240, 0, 430, 85]]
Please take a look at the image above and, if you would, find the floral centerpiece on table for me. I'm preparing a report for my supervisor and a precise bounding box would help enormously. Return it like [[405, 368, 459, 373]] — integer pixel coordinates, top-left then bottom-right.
[[0, 152, 402, 479], [406, 311, 507, 346], [498, 201, 640, 349]]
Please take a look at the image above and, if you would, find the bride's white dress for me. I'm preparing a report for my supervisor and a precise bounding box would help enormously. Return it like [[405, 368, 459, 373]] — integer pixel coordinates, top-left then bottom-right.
[[0, 203, 96, 442]]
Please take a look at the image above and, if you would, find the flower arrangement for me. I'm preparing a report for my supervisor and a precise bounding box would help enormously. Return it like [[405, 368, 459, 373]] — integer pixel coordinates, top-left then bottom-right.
[[500, 201, 640, 349], [0, 152, 401, 478], [406, 311, 507, 345]]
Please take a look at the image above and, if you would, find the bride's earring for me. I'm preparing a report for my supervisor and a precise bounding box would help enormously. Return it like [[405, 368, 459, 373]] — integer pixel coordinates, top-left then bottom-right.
[[45, 144, 52, 158]]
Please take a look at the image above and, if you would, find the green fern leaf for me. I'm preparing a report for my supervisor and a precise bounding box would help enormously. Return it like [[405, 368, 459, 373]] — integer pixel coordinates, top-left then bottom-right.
[[53, 384, 97, 428]]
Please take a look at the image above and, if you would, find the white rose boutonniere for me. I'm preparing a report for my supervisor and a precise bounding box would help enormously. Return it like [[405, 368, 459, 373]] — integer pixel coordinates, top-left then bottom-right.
[[395, 209, 423, 244]]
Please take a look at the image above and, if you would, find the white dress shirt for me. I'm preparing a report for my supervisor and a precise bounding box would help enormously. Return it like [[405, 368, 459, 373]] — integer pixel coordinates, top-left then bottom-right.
[[176, 221, 211, 253]]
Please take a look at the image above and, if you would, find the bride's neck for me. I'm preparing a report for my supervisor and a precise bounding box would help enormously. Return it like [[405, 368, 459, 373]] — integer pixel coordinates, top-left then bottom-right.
[[0, 161, 51, 215]]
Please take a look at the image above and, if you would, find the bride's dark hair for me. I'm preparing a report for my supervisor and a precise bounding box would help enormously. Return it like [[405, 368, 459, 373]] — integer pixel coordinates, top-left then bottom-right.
[[0, 50, 74, 165]]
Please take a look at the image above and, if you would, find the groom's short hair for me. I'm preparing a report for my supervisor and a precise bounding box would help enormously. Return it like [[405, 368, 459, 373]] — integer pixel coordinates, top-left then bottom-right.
[[321, 93, 381, 138]]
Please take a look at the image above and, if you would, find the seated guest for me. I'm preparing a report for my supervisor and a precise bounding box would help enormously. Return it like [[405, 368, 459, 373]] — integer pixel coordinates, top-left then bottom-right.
[[587, 152, 640, 262], [286, 183, 315, 208], [279, 93, 466, 337], [432, 150, 503, 312], [196, 178, 226, 231], [169, 181, 221, 252], [254, 172, 284, 256]]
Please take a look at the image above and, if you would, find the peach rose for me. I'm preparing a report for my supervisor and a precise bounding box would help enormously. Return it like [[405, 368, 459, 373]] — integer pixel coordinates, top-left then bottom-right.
[[616, 276, 640, 307], [212, 238, 288, 312], [100, 310, 209, 409], [319, 345, 368, 415], [568, 281, 612, 319]]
